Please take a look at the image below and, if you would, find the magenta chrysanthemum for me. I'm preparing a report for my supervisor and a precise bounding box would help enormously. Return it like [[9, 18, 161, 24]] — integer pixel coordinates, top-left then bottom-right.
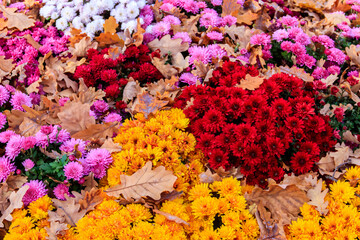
[[188, 46, 211, 65], [93, 100, 109, 113], [53, 184, 70, 201], [22, 180, 47, 206], [60, 138, 87, 156], [0, 86, 10, 106], [104, 113, 122, 123], [22, 159, 35, 171], [0, 130, 16, 143], [5, 135, 24, 159], [85, 148, 112, 167], [206, 31, 224, 41], [10, 91, 33, 111], [0, 113, 6, 130], [0, 157, 16, 182], [64, 162, 84, 181]]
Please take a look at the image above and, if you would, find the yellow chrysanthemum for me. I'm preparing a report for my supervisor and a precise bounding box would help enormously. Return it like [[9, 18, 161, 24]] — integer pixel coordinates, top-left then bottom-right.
[[241, 217, 259, 238], [330, 181, 355, 203], [224, 194, 247, 212], [217, 225, 236, 240], [222, 210, 242, 229], [28, 195, 54, 221], [159, 198, 190, 222], [11, 209, 28, 220], [7, 217, 34, 235], [211, 177, 242, 197], [198, 228, 220, 240], [188, 183, 211, 201], [289, 219, 322, 240], [126, 204, 152, 222], [131, 221, 155, 239], [321, 214, 344, 237], [191, 196, 219, 220], [217, 197, 230, 214], [344, 166, 360, 183], [300, 203, 321, 222]]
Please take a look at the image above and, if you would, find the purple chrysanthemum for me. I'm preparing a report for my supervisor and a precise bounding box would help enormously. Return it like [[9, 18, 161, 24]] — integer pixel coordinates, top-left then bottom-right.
[[0, 157, 16, 182], [93, 100, 109, 113], [22, 159, 35, 171], [0, 86, 10, 106], [104, 113, 122, 123], [22, 180, 47, 206], [59, 138, 87, 156], [10, 91, 33, 111], [5, 135, 24, 159], [53, 184, 70, 200], [64, 162, 83, 181], [85, 148, 112, 167]]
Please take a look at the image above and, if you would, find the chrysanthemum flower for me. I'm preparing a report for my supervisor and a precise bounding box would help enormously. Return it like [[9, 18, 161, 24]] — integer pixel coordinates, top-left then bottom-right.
[[0, 130, 16, 143], [191, 196, 219, 220], [53, 184, 70, 201], [64, 162, 84, 181], [0, 113, 6, 130], [10, 91, 33, 111], [330, 181, 355, 203], [0, 156, 16, 182], [28, 195, 54, 220], [0, 85, 10, 106], [22, 180, 47, 206], [5, 134, 24, 159], [22, 159, 35, 171]]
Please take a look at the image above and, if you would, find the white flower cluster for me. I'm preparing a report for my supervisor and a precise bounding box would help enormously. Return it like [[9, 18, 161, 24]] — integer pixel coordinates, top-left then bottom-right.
[[40, 0, 146, 38]]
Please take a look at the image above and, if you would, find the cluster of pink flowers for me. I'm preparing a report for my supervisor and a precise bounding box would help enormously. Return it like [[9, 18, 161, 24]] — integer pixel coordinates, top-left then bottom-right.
[[0, 21, 68, 86]]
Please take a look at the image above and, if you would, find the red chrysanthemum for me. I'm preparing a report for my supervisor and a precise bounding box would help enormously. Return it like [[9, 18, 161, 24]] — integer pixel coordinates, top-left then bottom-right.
[[208, 149, 229, 169], [290, 152, 314, 175], [202, 109, 226, 133]]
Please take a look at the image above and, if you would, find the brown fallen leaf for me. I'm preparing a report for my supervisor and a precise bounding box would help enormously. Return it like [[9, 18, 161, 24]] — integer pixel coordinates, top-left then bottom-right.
[[0, 56, 15, 80], [153, 209, 189, 225], [69, 37, 98, 57], [130, 92, 169, 118], [83, 173, 98, 192], [221, 0, 241, 17], [19, 117, 42, 136], [122, 80, 142, 102], [151, 56, 178, 79], [105, 161, 177, 200], [324, 12, 350, 25], [71, 122, 120, 141], [103, 16, 118, 34], [279, 66, 314, 82], [148, 35, 189, 56], [0, 185, 29, 228], [45, 221, 68, 240], [317, 144, 351, 177], [237, 10, 259, 25], [246, 184, 309, 239], [237, 74, 264, 90], [0, 5, 35, 31], [306, 179, 328, 215], [58, 102, 96, 134], [100, 138, 122, 153]]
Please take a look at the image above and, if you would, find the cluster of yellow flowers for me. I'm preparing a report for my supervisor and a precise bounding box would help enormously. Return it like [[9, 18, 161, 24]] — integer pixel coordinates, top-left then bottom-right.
[[107, 108, 206, 192], [288, 166, 360, 239], [73, 177, 259, 239], [4, 195, 54, 240]]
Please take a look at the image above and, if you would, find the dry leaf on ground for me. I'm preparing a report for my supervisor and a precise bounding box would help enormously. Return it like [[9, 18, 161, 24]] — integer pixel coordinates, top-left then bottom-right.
[[148, 35, 189, 56], [306, 179, 328, 215], [105, 161, 177, 200], [153, 209, 189, 225], [237, 74, 264, 90], [0, 6, 35, 31]]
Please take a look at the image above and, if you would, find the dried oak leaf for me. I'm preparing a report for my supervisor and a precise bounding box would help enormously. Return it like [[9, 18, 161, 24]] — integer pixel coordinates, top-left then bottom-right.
[[172, 15, 200, 39], [100, 138, 122, 153], [317, 144, 351, 178], [58, 102, 96, 134], [19, 117, 42, 137], [153, 209, 189, 225], [45, 221, 68, 240], [236, 74, 264, 90], [279, 66, 314, 82], [4, 106, 48, 133], [152, 56, 178, 79], [83, 173, 98, 192], [237, 10, 259, 25], [307, 179, 329, 215], [224, 25, 254, 50], [71, 122, 120, 141], [76, 188, 104, 212], [105, 161, 177, 200], [0, 185, 29, 228], [122, 79, 142, 102], [131, 19, 146, 47], [131, 92, 169, 118], [0, 6, 35, 31], [64, 56, 86, 74], [246, 184, 309, 239], [103, 16, 118, 34], [69, 37, 98, 57], [148, 35, 189, 56], [324, 12, 350, 25], [0, 56, 15, 80], [221, 0, 241, 17]]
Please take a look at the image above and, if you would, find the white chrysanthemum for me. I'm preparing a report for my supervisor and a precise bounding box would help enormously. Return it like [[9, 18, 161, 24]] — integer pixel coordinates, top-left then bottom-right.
[[83, 2, 100, 16], [39, 5, 56, 18], [73, 0, 84, 6], [85, 19, 104, 38], [61, 7, 76, 21], [96, 0, 115, 11], [112, 6, 128, 22], [72, 16, 84, 30], [145, 24, 154, 33], [126, 1, 139, 19], [136, 0, 146, 9], [55, 17, 68, 30], [119, 0, 130, 4], [122, 19, 137, 32], [50, 11, 60, 19]]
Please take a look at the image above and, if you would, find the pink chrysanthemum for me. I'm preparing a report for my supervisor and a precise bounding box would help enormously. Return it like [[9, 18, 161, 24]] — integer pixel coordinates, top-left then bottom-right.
[[93, 100, 109, 113], [172, 32, 192, 44], [53, 184, 70, 200], [199, 12, 221, 28], [64, 162, 83, 181], [35, 131, 49, 148], [163, 15, 181, 25], [49, 126, 70, 143], [221, 15, 237, 26], [60, 138, 87, 156], [0, 113, 6, 130], [272, 29, 289, 42], [211, 0, 222, 6], [5, 135, 24, 159], [23, 136, 36, 150], [207, 31, 224, 41], [22, 159, 35, 171], [92, 164, 107, 179], [188, 46, 211, 65], [327, 48, 347, 65], [85, 148, 112, 167], [0, 130, 16, 143], [0, 86, 10, 106], [279, 15, 299, 27], [250, 33, 271, 46], [179, 73, 199, 85], [0, 157, 16, 182], [152, 21, 171, 38], [59, 97, 70, 106], [10, 91, 33, 111], [22, 180, 47, 206], [104, 113, 122, 123], [208, 44, 227, 59]]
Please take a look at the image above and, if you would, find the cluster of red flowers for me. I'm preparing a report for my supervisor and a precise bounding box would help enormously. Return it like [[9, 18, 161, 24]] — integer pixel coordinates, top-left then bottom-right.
[[74, 45, 163, 108], [175, 61, 336, 188]]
